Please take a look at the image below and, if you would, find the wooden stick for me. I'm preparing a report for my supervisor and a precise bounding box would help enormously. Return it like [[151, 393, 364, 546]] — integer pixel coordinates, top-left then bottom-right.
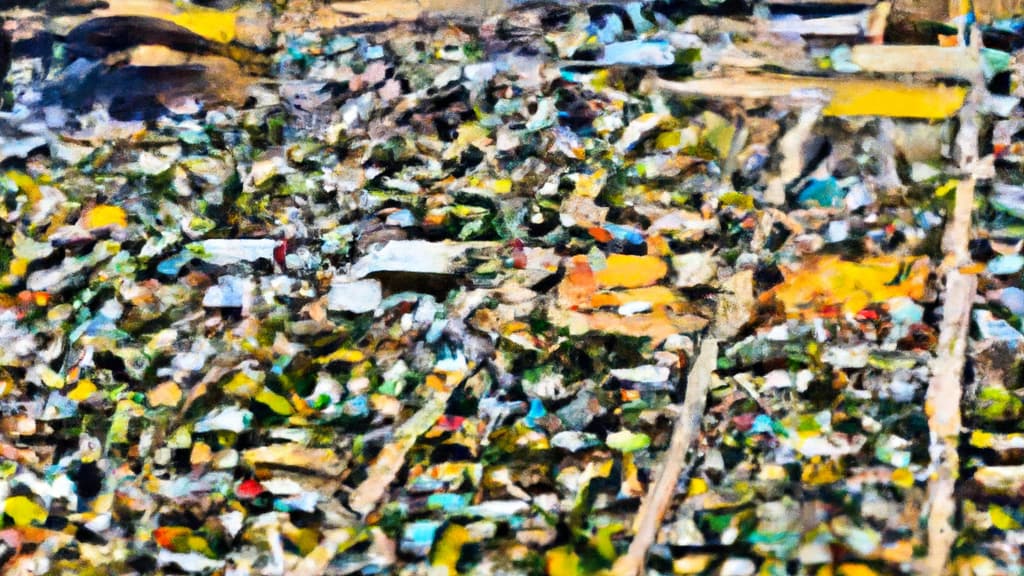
[[613, 338, 718, 576], [349, 371, 464, 516], [922, 269, 975, 575], [920, 40, 981, 574]]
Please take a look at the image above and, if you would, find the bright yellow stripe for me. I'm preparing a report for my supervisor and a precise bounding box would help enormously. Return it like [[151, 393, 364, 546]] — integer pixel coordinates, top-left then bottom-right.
[[168, 10, 237, 44], [824, 83, 968, 120]]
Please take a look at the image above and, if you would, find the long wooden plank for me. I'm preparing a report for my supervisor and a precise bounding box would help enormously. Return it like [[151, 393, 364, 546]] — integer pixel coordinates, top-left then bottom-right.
[[647, 72, 968, 119], [850, 45, 979, 77], [919, 62, 981, 575]]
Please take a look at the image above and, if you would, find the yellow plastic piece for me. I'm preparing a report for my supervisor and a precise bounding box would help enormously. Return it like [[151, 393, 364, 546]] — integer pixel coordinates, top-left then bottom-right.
[[594, 254, 668, 289], [970, 429, 994, 448], [990, 504, 1021, 530], [688, 477, 709, 496], [545, 546, 581, 576], [68, 379, 98, 402], [431, 524, 471, 576], [316, 348, 365, 364], [891, 468, 915, 488], [168, 10, 237, 44], [837, 564, 881, 576], [590, 286, 678, 309], [824, 82, 967, 120], [255, 387, 295, 415], [4, 496, 47, 527], [801, 457, 843, 485], [83, 205, 127, 230]]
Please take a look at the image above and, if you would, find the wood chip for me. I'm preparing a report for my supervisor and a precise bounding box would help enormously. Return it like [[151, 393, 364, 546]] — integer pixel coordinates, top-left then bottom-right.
[[242, 444, 347, 476], [349, 372, 464, 516]]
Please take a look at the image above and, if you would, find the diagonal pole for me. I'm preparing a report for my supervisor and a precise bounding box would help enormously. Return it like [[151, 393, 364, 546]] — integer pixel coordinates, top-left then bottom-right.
[[613, 338, 718, 576]]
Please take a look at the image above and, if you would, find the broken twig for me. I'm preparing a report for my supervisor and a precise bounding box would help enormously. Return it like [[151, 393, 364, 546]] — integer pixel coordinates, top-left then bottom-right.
[[613, 338, 719, 576], [349, 371, 464, 516]]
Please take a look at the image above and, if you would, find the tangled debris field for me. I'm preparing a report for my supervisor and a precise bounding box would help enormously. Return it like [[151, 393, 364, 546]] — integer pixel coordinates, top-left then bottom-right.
[[3, 0, 1024, 574]]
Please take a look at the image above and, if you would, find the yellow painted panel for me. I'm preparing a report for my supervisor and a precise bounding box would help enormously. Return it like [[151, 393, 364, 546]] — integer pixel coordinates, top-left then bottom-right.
[[825, 82, 968, 119]]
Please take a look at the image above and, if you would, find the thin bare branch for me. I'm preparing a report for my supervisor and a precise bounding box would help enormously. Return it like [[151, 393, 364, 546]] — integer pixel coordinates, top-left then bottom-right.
[[613, 338, 719, 576]]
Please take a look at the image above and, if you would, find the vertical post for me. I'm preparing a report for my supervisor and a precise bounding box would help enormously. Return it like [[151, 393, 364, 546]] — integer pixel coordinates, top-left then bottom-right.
[[920, 17, 982, 574]]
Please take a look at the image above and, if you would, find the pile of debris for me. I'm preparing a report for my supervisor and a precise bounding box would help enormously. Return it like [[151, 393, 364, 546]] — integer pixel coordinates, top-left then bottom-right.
[[1, 0, 1024, 574]]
